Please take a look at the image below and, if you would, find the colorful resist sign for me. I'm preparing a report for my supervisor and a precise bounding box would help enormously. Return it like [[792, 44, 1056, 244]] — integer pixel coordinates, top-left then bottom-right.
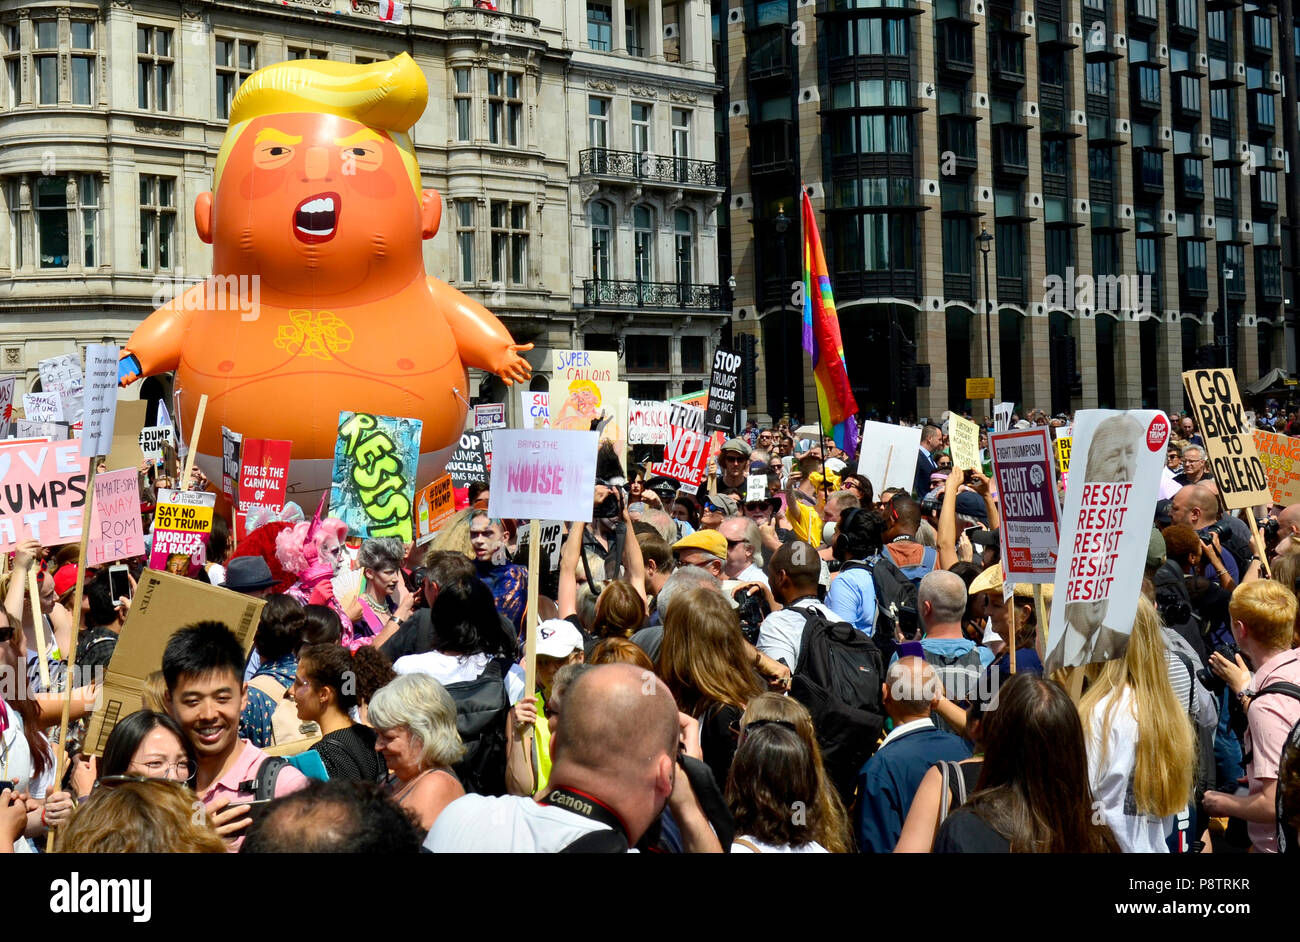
[[989, 428, 1061, 582], [0, 440, 90, 553], [1253, 429, 1300, 507], [487, 429, 598, 524], [148, 488, 216, 573], [1044, 410, 1168, 673], [414, 473, 456, 545], [331, 412, 423, 541], [87, 468, 145, 565], [1182, 369, 1270, 509], [236, 438, 292, 539], [649, 402, 709, 493]]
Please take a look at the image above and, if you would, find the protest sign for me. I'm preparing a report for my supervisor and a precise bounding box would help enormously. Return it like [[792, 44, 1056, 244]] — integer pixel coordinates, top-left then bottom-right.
[[236, 438, 292, 539], [520, 390, 550, 430], [148, 488, 216, 572], [414, 473, 456, 544], [0, 440, 91, 553], [989, 428, 1061, 582], [52, 380, 84, 433], [551, 349, 627, 458], [966, 377, 995, 399], [628, 399, 670, 446], [649, 402, 709, 493], [1054, 434, 1072, 473], [38, 353, 82, 391], [105, 399, 148, 476], [15, 420, 68, 441], [856, 420, 922, 498], [1253, 428, 1300, 506], [949, 414, 981, 471], [672, 389, 727, 462], [1182, 369, 1270, 509], [84, 570, 265, 757], [81, 343, 120, 457], [516, 520, 563, 572], [747, 474, 767, 502], [221, 426, 242, 501], [138, 425, 175, 461], [705, 348, 741, 434], [23, 392, 63, 422], [0, 377, 13, 423], [446, 431, 488, 488], [86, 469, 144, 565], [488, 429, 599, 523], [993, 402, 1014, 433], [474, 402, 508, 469], [1044, 410, 1169, 673], [330, 412, 422, 541]]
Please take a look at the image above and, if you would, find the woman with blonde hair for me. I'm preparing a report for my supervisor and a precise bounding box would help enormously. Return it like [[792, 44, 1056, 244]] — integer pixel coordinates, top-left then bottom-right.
[[1078, 595, 1196, 853], [741, 693, 852, 852], [55, 779, 225, 853], [659, 585, 763, 784]]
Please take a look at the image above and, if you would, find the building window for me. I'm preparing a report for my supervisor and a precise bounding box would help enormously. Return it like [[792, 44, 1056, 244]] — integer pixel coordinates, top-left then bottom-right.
[[35, 20, 57, 105], [137, 26, 173, 112], [487, 71, 521, 146], [1178, 239, 1207, 292], [1210, 87, 1230, 121], [4, 24, 19, 108], [216, 38, 257, 120], [1085, 61, 1108, 95], [286, 47, 327, 60], [674, 210, 694, 284], [17, 174, 99, 269], [588, 96, 609, 148], [71, 21, 96, 105], [453, 68, 471, 141], [681, 336, 705, 373], [832, 212, 915, 272], [455, 202, 475, 283], [827, 17, 909, 56], [587, 1, 612, 50], [1092, 232, 1118, 277], [942, 216, 972, 275], [626, 7, 644, 56], [590, 201, 612, 279], [1207, 9, 1226, 42], [828, 113, 912, 155], [5, 180, 23, 268], [633, 205, 655, 281], [671, 108, 692, 160], [632, 102, 652, 155], [1258, 168, 1279, 205], [1045, 227, 1072, 280], [139, 175, 176, 271]]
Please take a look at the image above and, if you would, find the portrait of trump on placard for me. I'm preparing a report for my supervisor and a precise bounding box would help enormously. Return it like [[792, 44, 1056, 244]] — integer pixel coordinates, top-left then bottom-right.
[[1044, 410, 1169, 674]]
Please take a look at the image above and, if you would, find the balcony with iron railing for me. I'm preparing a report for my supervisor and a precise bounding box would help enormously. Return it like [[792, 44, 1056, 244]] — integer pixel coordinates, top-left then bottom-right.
[[582, 278, 729, 312], [578, 148, 725, 189]]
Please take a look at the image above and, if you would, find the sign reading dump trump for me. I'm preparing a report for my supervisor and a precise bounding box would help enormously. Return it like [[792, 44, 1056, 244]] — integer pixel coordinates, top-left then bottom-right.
[[488, 429, 598, 524], [1044, 410, 1169, 673], [1182, 368, 1270, 509]]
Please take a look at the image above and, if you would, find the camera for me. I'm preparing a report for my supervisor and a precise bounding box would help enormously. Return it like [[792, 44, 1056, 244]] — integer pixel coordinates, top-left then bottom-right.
[[1199, 519, 1229, 546], [1196, 643, 1241, 693], [920, 497, 942, 516], [733, 585, 771, 646], [1264, 518, 1280, 542], [593, 476, 627, 519]]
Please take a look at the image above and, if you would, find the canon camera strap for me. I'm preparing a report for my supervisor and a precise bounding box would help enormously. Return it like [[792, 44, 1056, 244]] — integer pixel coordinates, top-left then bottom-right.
[[539, 786, 630, 850]]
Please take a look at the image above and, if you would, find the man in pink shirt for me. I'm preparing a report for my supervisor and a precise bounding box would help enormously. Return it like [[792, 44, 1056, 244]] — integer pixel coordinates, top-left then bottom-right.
[[163, 620, 308, 851], [1204, 581, 1300, 852]]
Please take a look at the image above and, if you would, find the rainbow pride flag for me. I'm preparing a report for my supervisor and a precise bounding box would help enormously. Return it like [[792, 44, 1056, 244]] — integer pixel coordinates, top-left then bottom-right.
[[801, 190, 859, 455]]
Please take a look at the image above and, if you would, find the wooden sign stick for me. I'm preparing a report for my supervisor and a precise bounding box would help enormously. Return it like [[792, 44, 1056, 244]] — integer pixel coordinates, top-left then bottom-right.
[[27, 565, 49, 690], [881, 444, 894, 494], [46, 457, 99, 851], [1033, 583, 1048, 662], [520, 517, 542, 791], [1245, 512, 1272, 579], [181, 393, 209, 489]]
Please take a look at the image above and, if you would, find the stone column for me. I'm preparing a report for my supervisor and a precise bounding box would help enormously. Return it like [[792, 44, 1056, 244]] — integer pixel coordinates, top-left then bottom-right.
[[917, 305, 948, 419], [1023, 311, 1052, 409], [1114, 314, 1142, 407], [1156, 315, 1184, 411], [649, 0, 664, 61], [613, 0, 627, 53], [1072, 313, 1098, 409]]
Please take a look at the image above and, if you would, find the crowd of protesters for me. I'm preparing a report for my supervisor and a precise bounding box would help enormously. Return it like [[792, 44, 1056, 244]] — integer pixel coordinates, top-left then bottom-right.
[[1, 400, 1298, 855]]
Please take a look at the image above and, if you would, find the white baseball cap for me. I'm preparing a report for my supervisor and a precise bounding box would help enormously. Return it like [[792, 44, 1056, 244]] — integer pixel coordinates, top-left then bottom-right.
[[536, 619, 585, 658]]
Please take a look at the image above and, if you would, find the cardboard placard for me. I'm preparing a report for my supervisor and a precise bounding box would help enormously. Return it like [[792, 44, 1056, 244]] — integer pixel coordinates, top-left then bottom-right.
[[1253, 428, 1300, 507], [648, 402, 710, 490], [446, 431, 489, 488], [989, 428, 1061, 583], [949, 414, 982, 471], [38, 353, 82, 391], [87, 468, 145, 565], [81, 343, 120, 457], [966, 377, 995, 400], [856, 420, 922, 498], [138, 425, 175, 461], [84, 570, 265, 757], [487, 429, 599, 524], [0, 440, 91, 553], [520, 390, 551, 430], [414, 473, 456, 545], [23, 392, 63, 423], [628, 399, 671, 446], [105, 399, 149, 475], [551, 350, 626, 458], [516, 520, 563, 572], [474, 402, 507, 469], [235, 438, 291, 539], [1182, 369, 1270, 508], [330, 411, 423, 541], [148, 488, 216, 573], [1044, 410, 1169, 673], [993, 401, 1014, 433], [705, 348, 741, 434], [15, 420, 69, 441]]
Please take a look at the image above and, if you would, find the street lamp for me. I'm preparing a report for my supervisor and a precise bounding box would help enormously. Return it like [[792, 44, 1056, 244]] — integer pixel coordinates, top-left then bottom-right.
[[977, 225, 994, 422], [775, 204, 792, 423], [1222, 263, 1234, 371]]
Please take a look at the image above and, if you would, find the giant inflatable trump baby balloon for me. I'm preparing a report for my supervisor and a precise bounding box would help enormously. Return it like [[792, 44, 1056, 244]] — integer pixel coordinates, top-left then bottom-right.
[[118, 54, 532, 499]]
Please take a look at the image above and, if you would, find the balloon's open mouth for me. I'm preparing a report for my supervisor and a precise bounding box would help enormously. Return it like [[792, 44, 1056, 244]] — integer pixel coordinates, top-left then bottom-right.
[[294, 192, 340, 243]]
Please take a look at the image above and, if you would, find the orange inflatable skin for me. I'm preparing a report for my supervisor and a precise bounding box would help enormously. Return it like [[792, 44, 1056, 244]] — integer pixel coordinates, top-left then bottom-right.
[[120, 107, 531, 488]]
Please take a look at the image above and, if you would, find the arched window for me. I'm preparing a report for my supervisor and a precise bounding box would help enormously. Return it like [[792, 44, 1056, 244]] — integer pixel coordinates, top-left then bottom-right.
[[634, 205, 655, 283], [674, 209, 694, 285], [590, 201, 612, 280]]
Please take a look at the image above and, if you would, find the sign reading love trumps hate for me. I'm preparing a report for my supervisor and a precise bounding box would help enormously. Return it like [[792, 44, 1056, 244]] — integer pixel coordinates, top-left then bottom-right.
[[331, 412, 423, 541], [488, 429, 598, 524], [0, 441, 91, 553], [1182, 368, 1270, 509]]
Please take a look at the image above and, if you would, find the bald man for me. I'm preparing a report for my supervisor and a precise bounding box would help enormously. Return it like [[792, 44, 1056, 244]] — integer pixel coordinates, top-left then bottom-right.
[[425, 663, 722, 852], [1276, 504, 1300, 555]]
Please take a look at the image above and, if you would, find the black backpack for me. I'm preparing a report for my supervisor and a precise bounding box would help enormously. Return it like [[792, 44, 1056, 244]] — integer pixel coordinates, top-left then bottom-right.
[[789, 605, 886, 804], [923, 646, 985, 734], [444, 658, 512, 796]]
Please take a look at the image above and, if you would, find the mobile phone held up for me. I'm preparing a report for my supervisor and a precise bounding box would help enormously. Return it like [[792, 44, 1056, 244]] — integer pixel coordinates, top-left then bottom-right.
[[108, 564, 132, 606]]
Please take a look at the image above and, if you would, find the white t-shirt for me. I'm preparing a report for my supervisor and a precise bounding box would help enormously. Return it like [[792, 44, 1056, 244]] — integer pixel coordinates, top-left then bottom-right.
[[426, 793, 631, 853], [757, 598, 836, 669], [731, 836, 828, 854], [2, 701, 51, 854], [393, 650, 525, 703], [1086, 686, 1177, 853]]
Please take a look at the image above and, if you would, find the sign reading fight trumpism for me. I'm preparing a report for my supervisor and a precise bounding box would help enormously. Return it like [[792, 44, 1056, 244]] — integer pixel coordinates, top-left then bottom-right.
[[989, 428, 1062, 582], [236, 438, 292, 539], [1044, 410, 1169, 672], [148, 488, 217, 573], [649, 401, 710, 494], [487, 429, 599, 524], [87, 468, 145, 565], [1182, 368, 1270, 509], [414, 473, 455, 545], [1253, 429, 1300, 506], [330, 412, 423, 541], [0, 440, 90, 553]]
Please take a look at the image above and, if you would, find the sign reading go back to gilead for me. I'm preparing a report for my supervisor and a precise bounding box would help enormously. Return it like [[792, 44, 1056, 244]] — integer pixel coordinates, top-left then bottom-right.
[[1182, 368, 1269, 509]]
